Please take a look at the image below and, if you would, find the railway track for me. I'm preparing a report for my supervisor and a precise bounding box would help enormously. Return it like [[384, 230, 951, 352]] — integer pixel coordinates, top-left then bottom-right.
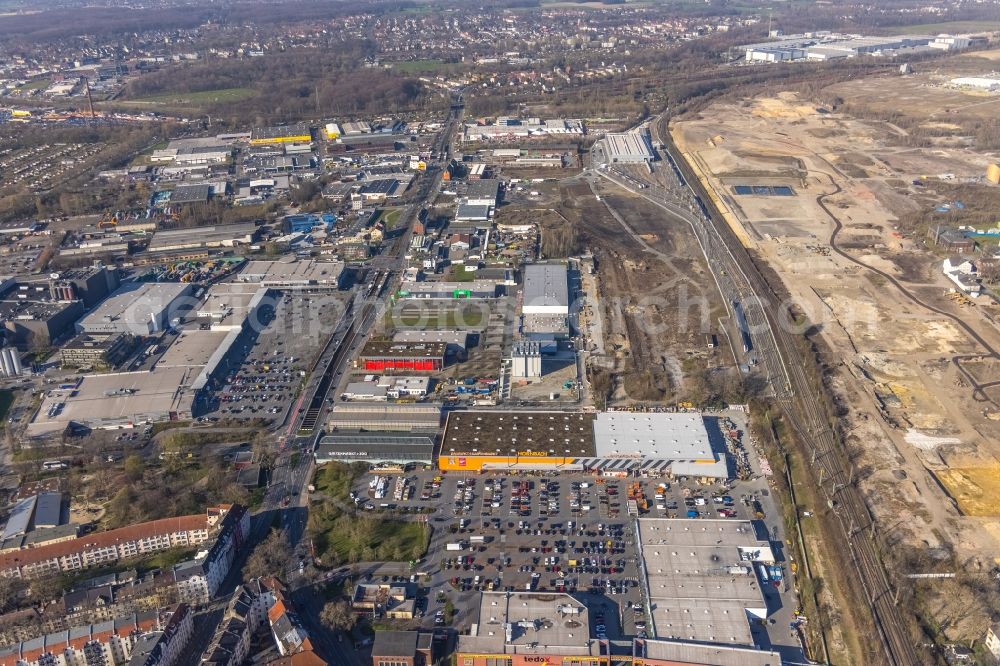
[[597, 116, 921, 665], [299, 299, 378, 433]]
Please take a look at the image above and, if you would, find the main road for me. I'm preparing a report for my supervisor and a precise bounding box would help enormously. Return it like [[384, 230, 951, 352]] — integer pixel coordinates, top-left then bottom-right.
[[591, 116, 920, 666]]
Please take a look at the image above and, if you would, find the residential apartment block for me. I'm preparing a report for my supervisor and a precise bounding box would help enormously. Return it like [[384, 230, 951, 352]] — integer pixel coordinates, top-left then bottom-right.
[[0, 505, 239, 579], [0, 604, 191, 666]]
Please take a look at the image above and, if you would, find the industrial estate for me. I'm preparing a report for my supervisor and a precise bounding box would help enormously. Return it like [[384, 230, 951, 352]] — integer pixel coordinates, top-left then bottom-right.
[[0, 1, 999, 666]]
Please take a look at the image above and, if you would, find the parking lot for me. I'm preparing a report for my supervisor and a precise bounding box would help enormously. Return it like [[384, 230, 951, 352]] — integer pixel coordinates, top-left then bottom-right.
[[203, 290, 348, 422], [344, 464, 795, 645]]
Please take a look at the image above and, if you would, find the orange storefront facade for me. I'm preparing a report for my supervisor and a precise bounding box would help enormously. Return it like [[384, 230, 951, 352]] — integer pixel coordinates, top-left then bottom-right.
[[438, 452, 580, 472], [456, 655, 608, 666]]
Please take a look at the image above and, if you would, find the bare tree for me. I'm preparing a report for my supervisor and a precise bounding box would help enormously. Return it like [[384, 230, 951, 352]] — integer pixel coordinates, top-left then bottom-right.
[[243, 528, 291, 581], [320, 599, 356, 633]]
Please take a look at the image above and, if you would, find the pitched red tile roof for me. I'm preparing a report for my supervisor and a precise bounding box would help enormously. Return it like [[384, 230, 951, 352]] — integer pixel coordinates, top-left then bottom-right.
[[0, 514, 208, 573]]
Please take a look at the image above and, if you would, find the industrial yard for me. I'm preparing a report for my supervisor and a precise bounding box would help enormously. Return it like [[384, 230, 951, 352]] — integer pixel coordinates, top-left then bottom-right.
[[671, 63, 1000, 643]]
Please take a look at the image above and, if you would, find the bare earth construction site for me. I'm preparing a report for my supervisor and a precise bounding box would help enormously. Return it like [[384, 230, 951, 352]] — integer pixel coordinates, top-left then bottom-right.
[[673, 50, 1000, 640]]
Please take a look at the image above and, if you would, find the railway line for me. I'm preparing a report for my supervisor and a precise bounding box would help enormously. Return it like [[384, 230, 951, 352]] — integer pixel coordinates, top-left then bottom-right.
[[592, 114, 921, 665], [299, 282, 383, 433]]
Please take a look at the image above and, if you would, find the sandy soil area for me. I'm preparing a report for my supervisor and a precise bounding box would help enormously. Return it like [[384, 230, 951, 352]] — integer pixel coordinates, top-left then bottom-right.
[[673, 89, 1000, 587]]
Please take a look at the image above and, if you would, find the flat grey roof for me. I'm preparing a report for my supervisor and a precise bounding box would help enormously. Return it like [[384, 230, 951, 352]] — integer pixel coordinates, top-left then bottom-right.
[[343, 381, 388, 398], [78, 282, 191, 329], [316, 433, 436, 462], [637, 639, 781, 666], [0, 495, 35, 540], [456, 203, 492, 220], [170, 183, 211, 204], [372, 630, 419, 657], [328, 403, 442, 429], [398, 280, 500, 296], [329, 403, 441, 415], [523, 262, 569, 310], [148, 223, 257, 251], [238, 259, 343, 287], [320, 433, 436, 447], [252, 124, 311, 140], [29, 368, 198, 435], [638, 519, 774, 647], [196, 282, 262, 322], [522, 312, 568, 336], [157, 330, 230, 368], [465, 178, 501, 201], [605, 130, 654, 161], [33, 491, 63, 528], [392, 330, 468, 348], [460, 591, 601, 656]]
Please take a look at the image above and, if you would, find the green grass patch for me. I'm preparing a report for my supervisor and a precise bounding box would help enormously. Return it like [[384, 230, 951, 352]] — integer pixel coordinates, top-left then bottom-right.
[[377, 208, 404, 230], [448, 266, 477, 282], [160, 428, 252, 453], [16, 78, 49, 93], [141, 547, 198, 571], [884, 20, 1000, 35], [126, 87, 257, 106], [310, 501, 430, 565], [312, 462, 367, 503], [390, 59, 446, 73], [58, 546, 197, 587], [151, 421, 191, 436], [393, 303, 486, 329]]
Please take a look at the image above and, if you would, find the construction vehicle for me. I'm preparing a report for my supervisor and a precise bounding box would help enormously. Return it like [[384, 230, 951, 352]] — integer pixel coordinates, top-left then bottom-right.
[[627, 481, 648, 513], [97, 212, 118, 229]]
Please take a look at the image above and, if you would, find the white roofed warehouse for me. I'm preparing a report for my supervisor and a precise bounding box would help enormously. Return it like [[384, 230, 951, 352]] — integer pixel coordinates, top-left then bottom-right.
[[604, 129, 655, 163], [76, 283, 194, 336], [586, 412, 730, 478], [522, 263, 569, 315]]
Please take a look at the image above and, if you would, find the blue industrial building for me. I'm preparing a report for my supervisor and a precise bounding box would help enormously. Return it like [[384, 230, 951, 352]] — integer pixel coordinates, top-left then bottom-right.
[[283, 213, 337, 234]]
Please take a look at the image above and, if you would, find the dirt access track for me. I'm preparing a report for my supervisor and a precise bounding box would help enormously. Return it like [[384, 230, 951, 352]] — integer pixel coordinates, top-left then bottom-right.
[[672, 85, 1000, 636], [532, 176, 733, 404]]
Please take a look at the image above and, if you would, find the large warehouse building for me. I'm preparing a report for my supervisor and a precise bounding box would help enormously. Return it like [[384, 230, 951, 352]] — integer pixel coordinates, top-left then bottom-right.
[[439, 411, 597, 472], [439, 411, 729, 477], [637, 518, 775, 648], [633, 638, 781, 666], [583, 412, 729, 477], [146, 223, 259, 253], [522, 263, 569, 315], [392, 330, 468, 357], [76, 283, 193, 336], [397, 280, 500, 299], [250, 124, 312, 145], [357, 341, 446, 373], [237, 259, 344, 290], [28, 368, 200, 436], [457, 591, 607, 666], [604, 129, 655, 163], [314, 433, 436, 466], [47, 266, 120, 308], [327, 403, 442, 432]]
